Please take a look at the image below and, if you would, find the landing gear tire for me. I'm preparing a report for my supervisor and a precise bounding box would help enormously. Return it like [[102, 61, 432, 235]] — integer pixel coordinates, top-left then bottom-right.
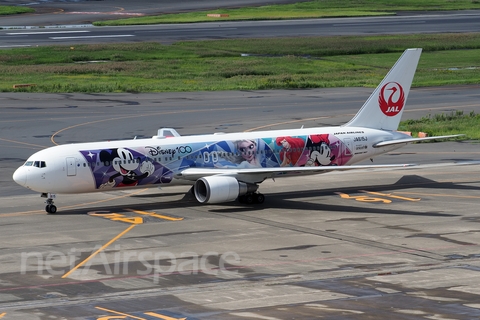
[[245, 194, 254, 205], [46, 204, 57, 214], [255, 193, 265, 204], [238, 193, 264, 205]]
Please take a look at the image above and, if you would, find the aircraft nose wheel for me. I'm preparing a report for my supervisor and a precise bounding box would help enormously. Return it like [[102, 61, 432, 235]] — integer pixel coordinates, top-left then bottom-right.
[[44, 197, 57, 214], [41, 193, 57, 214], [46, 204, 57, 214]]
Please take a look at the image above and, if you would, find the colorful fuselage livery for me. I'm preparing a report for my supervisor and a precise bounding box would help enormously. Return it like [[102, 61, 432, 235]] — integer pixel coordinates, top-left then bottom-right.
[[12, 49, 463, 213], [84, 133, 349, 189]]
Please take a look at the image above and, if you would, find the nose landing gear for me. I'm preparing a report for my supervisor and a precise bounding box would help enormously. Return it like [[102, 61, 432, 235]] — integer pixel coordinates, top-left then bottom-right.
[[41, 193, 57, 214]]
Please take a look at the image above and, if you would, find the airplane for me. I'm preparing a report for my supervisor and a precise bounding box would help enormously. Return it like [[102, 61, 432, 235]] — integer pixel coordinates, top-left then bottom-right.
[[13, 48, 463, 213]]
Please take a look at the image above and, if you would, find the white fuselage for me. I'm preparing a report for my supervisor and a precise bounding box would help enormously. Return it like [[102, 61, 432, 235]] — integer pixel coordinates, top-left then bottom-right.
[[13, 126, 406, 195]]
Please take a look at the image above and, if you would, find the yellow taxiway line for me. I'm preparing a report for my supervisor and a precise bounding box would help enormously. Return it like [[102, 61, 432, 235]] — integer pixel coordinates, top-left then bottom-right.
[[62, 224, 136, 278]]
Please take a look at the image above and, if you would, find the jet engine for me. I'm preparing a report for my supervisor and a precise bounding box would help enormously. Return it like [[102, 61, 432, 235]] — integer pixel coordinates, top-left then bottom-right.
[[194, 176, 257, 204]]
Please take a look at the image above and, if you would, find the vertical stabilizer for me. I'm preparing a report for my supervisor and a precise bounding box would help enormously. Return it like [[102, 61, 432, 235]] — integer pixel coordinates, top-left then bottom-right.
[[344, 48, 422, 131]]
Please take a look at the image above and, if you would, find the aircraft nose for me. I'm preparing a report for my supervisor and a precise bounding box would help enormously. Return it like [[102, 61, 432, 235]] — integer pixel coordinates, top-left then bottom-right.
[[13, 167, 27, 187]]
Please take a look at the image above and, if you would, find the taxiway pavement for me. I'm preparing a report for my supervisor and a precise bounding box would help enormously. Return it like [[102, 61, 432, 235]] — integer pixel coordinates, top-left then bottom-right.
[[0, 87, 479, 319]]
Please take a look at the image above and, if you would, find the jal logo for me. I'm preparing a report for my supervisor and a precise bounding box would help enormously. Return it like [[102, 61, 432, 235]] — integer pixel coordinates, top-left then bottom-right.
[[379, 82, 405, 117]]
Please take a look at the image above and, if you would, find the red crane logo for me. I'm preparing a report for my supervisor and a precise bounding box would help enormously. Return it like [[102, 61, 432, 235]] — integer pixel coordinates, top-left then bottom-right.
[[379, 82, 405, 117]]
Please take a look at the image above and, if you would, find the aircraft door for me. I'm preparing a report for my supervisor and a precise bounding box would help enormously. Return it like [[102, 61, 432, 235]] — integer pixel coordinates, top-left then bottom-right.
[[343, 138, 353, 156], [66, 157, 76, 176]]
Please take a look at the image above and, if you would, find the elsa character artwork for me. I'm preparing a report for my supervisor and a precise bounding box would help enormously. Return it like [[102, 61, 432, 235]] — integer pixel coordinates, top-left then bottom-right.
[[276, 136, 309, 167], [236, 139, 261, 167], [220, 139, 261, 168]]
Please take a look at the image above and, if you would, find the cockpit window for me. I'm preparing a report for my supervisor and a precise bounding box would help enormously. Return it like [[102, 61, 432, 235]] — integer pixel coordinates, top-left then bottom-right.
[[30, 161, 47, 168]]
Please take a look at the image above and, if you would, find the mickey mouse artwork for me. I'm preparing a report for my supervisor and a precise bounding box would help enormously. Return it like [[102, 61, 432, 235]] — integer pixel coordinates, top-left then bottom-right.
[[98, 148, 155, 188]]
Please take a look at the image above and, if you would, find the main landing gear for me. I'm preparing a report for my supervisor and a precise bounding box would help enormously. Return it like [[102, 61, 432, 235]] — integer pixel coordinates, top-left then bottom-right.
[[41, 193, 57, 214], [238, 192, 265, 205]]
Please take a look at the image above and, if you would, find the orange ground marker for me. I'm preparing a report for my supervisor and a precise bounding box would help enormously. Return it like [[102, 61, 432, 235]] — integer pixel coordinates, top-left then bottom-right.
[[207, 14, 229, 17], [13, 84, 36, 88]]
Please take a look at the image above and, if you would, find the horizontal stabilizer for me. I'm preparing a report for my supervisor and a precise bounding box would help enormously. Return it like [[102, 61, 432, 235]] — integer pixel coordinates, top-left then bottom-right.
[[373, 134, 465, 148]]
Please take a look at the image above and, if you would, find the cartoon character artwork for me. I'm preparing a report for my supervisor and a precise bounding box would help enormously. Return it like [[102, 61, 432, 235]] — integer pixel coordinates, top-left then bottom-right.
[[236, 140, 260, 166], [98, 148, 155, 188], [227, 139, 262, 168], [305, 134, 336, 166], [275, 136, 309, 167], [217, 139, 271, 169]]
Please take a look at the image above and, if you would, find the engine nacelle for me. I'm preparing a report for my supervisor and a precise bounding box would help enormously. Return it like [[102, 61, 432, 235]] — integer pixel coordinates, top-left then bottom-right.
[[194, 176, 257, 204]]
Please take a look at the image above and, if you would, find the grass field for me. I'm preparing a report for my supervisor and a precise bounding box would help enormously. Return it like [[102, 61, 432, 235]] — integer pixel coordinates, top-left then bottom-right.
[[399, 111, 480, 141], [93, 0, 480, 26], [0, 5, 34, 16], [1, 34, 479, 93]]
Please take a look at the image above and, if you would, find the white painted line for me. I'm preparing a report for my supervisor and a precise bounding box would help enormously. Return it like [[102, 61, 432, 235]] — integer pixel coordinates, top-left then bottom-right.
[[140, 28, 238, 33], [68, 12, 145, 16], [49, 35, 135, 40], [333, 21, 426, 27], [7, 31, 90, 35], [0, 45, 32, 48], [0, 24, 94, 29]]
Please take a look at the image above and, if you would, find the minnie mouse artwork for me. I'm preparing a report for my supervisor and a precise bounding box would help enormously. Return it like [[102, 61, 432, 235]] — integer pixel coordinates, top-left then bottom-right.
[[305, 134, 336, 166]]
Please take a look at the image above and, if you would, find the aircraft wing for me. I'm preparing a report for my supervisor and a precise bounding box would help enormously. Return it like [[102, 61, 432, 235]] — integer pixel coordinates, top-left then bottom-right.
[[373, 134, 464, 147], [175, 164, 415, 183]]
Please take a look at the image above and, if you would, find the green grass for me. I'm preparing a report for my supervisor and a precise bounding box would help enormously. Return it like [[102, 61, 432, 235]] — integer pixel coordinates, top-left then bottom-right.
[[93, 0, 480, 26], [0, 34, 479, 93], [183, 33, 480, 57], [399, 111, 480, 141], [0, 5, 35, 16]]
